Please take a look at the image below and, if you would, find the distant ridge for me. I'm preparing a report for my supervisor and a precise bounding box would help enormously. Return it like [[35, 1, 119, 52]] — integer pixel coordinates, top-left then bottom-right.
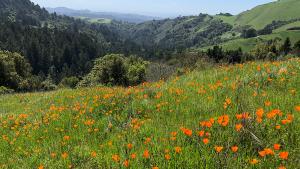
[[46, 7, 161, 23]]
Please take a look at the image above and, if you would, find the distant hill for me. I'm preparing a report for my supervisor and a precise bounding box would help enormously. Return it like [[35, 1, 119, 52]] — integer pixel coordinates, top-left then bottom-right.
[[46, 7, 161, 23], [219, 0, 300, 29]]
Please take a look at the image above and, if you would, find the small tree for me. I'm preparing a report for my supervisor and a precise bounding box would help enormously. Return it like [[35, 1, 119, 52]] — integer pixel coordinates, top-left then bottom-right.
[[0, 50, 32, 91], [280, 37, 292, 55]]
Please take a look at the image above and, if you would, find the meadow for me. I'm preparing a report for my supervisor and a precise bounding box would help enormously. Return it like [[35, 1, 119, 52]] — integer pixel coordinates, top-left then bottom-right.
[[0, 58, 299, 169]]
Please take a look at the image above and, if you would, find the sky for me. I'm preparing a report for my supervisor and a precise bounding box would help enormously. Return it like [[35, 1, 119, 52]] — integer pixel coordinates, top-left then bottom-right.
[[31, 0, 275, 17]]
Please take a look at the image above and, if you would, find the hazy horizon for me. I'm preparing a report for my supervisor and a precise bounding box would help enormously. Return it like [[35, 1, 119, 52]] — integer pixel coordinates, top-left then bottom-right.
[[31, 0, 275, 17]]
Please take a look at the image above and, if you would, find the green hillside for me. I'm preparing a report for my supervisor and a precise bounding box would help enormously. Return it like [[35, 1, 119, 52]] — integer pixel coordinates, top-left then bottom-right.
[[0, 59, 299, 168], [208, 30, 300, 52], [232, 0, 300, 29]]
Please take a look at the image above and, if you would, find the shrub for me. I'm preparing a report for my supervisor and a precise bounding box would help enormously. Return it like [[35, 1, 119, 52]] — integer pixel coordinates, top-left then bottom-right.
[[0, 50, 32, 91], [78, 54, 148, 87], [59, 76, 79, 88], [0, 86, 14, 95]]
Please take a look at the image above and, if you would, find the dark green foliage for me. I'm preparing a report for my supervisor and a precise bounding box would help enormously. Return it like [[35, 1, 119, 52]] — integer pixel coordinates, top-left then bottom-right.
[[125, 56, 149, 86], [280, 37, 292, 55], [250, 39, 281, 60], [40, 75, 57, 91], [0, 50, 32, 91], [207, 46, 225, 63], [78, 54, 148, 87], [241, 28, 257, 38], [59, 76, 79, 88], [0, 86, 14, 95]]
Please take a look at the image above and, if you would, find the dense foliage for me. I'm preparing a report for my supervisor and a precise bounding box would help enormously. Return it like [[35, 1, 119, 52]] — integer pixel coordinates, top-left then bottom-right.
[[78, 54, 148, 87]]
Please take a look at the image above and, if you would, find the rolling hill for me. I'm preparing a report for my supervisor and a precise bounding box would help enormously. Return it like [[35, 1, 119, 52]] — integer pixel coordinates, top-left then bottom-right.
[[46, 7, 161, 24], [220, 0, 300, 30]]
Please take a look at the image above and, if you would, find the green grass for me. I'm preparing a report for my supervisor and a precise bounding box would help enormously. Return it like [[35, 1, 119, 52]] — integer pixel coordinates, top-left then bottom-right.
[[274, 21, 300, 32], [0, 59, 300, 168], [201, 30, 300, 52], [216, 0, 300, 29]]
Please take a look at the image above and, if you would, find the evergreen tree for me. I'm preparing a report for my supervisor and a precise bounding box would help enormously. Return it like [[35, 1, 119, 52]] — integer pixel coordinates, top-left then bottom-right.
[[281, 37, 292, 55]]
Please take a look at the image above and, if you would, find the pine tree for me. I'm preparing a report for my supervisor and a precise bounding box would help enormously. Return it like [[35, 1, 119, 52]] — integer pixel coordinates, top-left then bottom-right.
[[281, 37, 292, 55]]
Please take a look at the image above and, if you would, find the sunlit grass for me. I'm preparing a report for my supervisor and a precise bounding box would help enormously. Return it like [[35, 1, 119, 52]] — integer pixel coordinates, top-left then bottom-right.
[[0, 58, 299, 169]]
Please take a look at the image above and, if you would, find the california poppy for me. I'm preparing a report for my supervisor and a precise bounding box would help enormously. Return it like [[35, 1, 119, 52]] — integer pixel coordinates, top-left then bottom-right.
[[279, 152, 288, 160], [215, 146, 223, 153]]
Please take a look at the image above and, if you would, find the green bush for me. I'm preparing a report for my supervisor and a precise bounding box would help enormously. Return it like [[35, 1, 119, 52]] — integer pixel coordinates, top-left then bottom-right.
[[59, 76, 79, 88], [78, 54, 148, 87], [0, 86, 14, 95], [0, 50, 33, 91]]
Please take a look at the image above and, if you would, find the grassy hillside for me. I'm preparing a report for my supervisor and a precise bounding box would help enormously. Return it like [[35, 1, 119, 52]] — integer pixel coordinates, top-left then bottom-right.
[[0, 59, 299, 168], [232, 0, 300, 29], [203, 30, 300, 52]]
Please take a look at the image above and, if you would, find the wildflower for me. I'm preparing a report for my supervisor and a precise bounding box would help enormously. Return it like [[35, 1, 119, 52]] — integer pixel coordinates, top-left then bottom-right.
[[165, 154, 171, 160], [279, 152, 288, 160], [63, 135, 70, 141], [215, 146, 223, 153], [38, 165, 44, 169], [274, 144, 281, 150], [144, 137, 151, 144], [170, 132, 177, 137], [295, 106, 300, 112], [112, 154, 120, 162], [275, 125, 281, 130], [143, 149, 150, 159], [123, 160, 129, 167], [217, 115, 229, 126], [174, 147, 182, 153], [181, 128, 192, 137], [198, 130, 205, 137], [258, 150, 266, 157], [127, 143, 133, 149], [231, 146, 238, 153], [256, 108, 264, 118], [278, 166, 286, 169], [50, 153, 56, 158], [265, 101, 271, 106], [130, 153, 136, 159], [61, 152, 68, 159], [91, 151, 97, 158], [264, 148, 275, 155], [203, 138, 209, 145], [235, 124, 243, 131], [250, 158, 259, 164], [152, 167, 159, 169]]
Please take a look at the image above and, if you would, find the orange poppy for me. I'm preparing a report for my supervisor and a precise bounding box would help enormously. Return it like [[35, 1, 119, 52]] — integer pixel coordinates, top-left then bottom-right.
[[235, 124, 243, 131], [203, 138, 209, 145], [175, 147, 182, 153], [279, 152, 288, 160], [273, 144, 281, 150], [198, 130, 205, 137], [295, 106, 300, 112], [215, 146, 223, 153], [130, 153, 136, 159], [127, 143, 133, 149], [165, 154, 171, 160], [61, 152, 68, 159], [123, 160, 129, 167], [250, 158, 259, 164], [112, 154, 120, 162], [231, 146, 238, 153], [91, 151, 97, 158], [143, 149, 150, 159]]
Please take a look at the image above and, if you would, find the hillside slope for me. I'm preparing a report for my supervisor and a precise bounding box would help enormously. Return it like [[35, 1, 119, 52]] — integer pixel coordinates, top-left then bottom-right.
[[0, 59, 299, 168], [46, 7, 161, 23], [233, 0, 300, 29]]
